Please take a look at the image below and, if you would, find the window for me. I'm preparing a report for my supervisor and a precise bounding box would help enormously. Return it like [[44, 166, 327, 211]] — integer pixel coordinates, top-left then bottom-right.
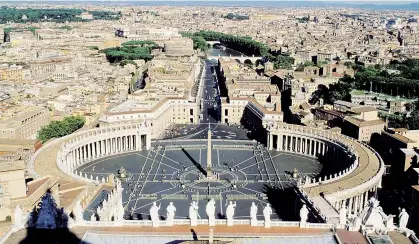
[[190, 109, 193, 116], [225, 109, 228, 116]]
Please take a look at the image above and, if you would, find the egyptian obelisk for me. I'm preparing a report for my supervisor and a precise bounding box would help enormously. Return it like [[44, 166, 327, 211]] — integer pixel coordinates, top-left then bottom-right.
[[207, 124, 212, 179]]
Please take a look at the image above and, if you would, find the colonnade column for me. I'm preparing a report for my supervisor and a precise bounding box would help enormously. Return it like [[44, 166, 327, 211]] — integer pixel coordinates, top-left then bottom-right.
[[146, 134, 151, 150], [93, 142, 97, 158], [136, 134, 141, 150]]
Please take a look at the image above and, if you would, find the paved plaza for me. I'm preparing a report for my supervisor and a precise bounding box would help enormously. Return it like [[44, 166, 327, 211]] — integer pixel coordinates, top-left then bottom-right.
[[78, 140, 321, 221]]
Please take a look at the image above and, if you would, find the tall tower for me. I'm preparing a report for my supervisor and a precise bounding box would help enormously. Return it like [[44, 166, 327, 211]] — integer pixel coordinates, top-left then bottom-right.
[[207, 125, 212, 179]]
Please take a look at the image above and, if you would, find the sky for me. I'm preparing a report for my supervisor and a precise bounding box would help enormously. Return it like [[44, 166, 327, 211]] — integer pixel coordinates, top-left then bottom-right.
[[3, 0, 419, 4]]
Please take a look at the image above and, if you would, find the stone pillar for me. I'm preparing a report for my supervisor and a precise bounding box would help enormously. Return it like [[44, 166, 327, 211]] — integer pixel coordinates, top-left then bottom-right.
[[76, 148, 80, 165], [120, 137, 123, 151], [323, 142, 326, 156], [276, 135, 280, 151], [354, 195, 359, 215], [284, 136, 288, 151], [112, 138, 116, 153], [313, 141, 317, 157], [126, 136, 129, 151], [359, 192, 365, 213], [298, 138, 301, 153], [135, 134, 140, 151], [109, 138, 112, 154], [72, 151, 76, 169], [300, 137, 305, 154], [307, 139, 311, 155], [93, 142, 97, 158], [146, 134, 151, 150], [348, 197, 353, 215], [364, 191, 369, 208], [83, 145, 87, 161]]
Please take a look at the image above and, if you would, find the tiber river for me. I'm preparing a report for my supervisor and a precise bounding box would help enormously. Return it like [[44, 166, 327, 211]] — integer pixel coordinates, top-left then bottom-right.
[[207, 46, 246, 57]]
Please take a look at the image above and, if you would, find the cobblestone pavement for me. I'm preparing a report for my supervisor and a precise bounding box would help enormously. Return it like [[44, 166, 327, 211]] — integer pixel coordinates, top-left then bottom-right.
[[79, 140, 321, 221]]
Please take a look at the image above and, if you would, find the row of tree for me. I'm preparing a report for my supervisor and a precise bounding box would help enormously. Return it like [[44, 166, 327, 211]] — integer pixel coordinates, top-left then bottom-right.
[[350, 62, 419, 99], [0, 6, 120, 24], [101, 40, 158, 63], [224, 13, 249, 20], [37, 116, 85, 143], [311, 59, 419, 106], [181, 30, 269, 56], [181, 30, 296, 69]]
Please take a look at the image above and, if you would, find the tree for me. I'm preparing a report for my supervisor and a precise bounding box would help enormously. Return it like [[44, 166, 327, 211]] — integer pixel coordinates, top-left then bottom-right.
[[180, 30, 269, 56], [272, 55, 295, 69], [101, 44, 154, 64], [407, 110, 419, 130], [37, 116, 85, 143]]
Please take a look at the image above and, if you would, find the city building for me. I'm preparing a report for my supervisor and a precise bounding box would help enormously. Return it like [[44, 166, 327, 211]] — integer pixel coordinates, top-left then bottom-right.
[[0, 106, 50, 139], [342, 106, 386, 142]]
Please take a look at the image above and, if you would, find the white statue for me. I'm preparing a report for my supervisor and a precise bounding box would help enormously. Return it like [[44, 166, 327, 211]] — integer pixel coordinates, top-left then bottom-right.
[[250, 202, 258, 226], [149, 202, 161, 227], [73, 200, 84, 224], [90, 213, 96, 222], [399, 208, 409, 230], [115, 199, 124, 222], [339, 206, 347, 225], [263, 203, 273, 228], [226, 201, 236, 226], [386, 214, 395, 229], [13, 205, 23, 228], [206, 199, 216, 226], [189, 201, 199, 226], [166, 202, 176, 226], [299, 204, 309, 224]]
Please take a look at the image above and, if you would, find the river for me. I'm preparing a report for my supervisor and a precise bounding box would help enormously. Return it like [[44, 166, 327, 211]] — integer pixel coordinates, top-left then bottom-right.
[[207, 46, 246, 57]]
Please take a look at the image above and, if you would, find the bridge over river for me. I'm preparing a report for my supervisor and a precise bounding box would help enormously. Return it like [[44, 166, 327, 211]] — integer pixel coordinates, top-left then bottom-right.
[[207, 54, 263, 64]]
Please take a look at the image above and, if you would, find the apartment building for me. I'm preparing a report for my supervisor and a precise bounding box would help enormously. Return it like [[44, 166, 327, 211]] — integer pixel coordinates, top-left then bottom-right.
[[0, 106, 50, 139], [342, 106, 386, 142]]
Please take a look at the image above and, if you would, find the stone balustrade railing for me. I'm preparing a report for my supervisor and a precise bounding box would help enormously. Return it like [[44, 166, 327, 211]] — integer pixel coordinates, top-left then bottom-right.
[[324, 143, 385, 203], [78, 219, 303, 228], [28, 137, 60, 179], [302, 158, 359, 188]]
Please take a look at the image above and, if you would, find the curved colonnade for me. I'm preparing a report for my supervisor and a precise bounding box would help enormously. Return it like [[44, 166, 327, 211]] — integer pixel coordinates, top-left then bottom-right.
[[268, 123, 385, 218], [56, 123, 152, 182], [30, 121, 384, 224]]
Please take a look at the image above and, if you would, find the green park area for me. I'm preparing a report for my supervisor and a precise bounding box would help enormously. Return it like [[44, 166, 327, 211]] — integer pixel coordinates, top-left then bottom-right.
[[100, 40, 158, 65], [0, 6, 121, 24]]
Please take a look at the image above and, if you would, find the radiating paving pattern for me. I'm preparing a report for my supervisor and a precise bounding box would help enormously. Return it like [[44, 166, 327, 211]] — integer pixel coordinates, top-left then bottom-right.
[[78, 140, 321, 221]]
